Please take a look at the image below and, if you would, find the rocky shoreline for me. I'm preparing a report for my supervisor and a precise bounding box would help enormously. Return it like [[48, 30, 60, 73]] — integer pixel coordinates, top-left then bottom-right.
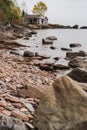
[[0, 25, 87, 130], [0, 51, 55, 130]]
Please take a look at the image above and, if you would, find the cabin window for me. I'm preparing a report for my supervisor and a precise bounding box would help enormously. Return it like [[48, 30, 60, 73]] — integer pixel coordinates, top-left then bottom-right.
[[41, 19, 43, 25]]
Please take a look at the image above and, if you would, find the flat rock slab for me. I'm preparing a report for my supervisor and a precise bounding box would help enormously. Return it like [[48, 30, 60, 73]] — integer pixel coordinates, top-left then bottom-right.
[[17, 84, 43, 98], [11, 109, 29, 121], [34, 76, 87, 130], [38, 63, 69, 72]]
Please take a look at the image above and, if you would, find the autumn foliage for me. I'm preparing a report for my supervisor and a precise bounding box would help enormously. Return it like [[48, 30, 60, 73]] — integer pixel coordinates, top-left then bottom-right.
[[32, 1, 47, 16], [0, 0, 22, 25]]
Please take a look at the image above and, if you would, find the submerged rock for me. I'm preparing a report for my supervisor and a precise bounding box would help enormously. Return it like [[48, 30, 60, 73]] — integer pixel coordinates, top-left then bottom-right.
[[33, 76, 87, 130]]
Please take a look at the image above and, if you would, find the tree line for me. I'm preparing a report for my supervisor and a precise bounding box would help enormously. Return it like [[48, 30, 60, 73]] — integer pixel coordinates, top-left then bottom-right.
[[0, 0, 22, 25], [0, 0, 47, 25]]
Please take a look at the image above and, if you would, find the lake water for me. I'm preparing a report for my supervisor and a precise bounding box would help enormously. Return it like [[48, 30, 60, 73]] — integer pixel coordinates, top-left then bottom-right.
[[17, 29, 87, 66]]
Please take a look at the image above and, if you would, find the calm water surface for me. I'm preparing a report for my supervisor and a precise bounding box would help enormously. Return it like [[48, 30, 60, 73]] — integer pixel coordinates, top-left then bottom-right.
[[17, 29, 87, 65]]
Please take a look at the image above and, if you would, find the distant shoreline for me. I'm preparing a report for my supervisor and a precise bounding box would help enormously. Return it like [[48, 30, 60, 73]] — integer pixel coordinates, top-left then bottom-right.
[[24, 23, 87, 29]]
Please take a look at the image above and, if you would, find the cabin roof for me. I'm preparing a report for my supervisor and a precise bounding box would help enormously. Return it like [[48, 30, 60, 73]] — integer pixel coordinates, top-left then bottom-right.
[[24, 14, 48, 20]]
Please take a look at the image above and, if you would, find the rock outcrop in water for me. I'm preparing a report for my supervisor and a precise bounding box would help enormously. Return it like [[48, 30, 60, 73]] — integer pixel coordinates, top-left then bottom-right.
[[61, 47, 72, 51], [80, 26, 87, 29], [46, 36, 57, 40], [69, 43, 81, 48], [34, 76, 87, 130], [66, 51, 87, 59], [67, 68, 87, 83], [42, 36, 57, 45], [23, 51, 34, 57], [42, 38, 53, 45], [68, 56, 87, 69]]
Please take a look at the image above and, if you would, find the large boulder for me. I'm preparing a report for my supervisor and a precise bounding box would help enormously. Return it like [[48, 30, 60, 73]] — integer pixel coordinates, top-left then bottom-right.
[[68, 56, 87, 69], [33, 76, 87, 130], [42, 38, 53, 45], [67, 68, 87, 83], [69, 122, 87, 130], [0, 115, 27, 130], [66, 51, 87, 59]]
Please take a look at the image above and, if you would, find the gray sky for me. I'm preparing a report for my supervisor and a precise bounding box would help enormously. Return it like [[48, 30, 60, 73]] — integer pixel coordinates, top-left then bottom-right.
[[17, 0, 87, 26]]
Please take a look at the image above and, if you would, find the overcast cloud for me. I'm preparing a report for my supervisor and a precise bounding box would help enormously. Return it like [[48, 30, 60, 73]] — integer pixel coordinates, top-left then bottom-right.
[[17, 0, 87, 26]]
